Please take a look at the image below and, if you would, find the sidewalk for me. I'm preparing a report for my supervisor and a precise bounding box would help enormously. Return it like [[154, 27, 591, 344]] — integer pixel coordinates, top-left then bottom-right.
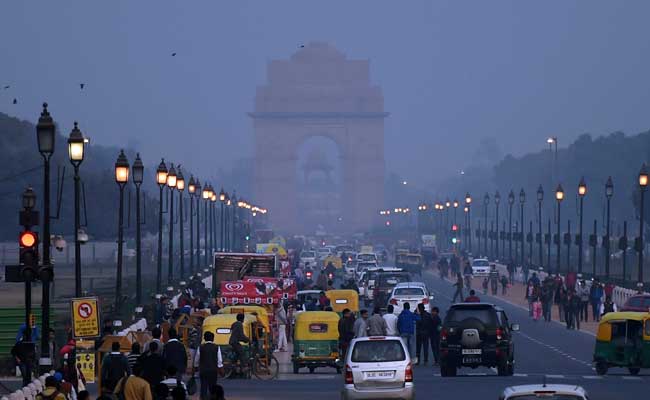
[[439, 265, 599, 335]]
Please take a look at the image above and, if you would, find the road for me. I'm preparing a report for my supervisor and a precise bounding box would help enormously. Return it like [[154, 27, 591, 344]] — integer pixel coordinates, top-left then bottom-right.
[[219, 269, 648, 399]]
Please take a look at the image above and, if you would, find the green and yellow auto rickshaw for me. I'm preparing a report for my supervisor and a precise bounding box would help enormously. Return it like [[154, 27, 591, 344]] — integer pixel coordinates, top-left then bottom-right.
[[593, 311, 650, 375], [292, 311, 341, 374], [325, 289, 359, 316]]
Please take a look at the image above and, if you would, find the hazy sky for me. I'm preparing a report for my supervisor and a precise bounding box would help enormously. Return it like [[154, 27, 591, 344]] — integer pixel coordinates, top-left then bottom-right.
[[2, 1, 650, 188]]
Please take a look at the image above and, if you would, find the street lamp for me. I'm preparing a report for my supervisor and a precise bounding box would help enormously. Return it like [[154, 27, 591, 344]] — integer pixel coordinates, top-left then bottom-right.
[[155, 159, 168, 293], [193, 179, 201, 272], [225, 194, 232, 251], [132, 153, 144, 305], [465, 193, 472, 254], [556, 184, 564, 274], [494, 192, 500, 260], [114, 150, 129, 313], [176, 167, 185, 279], [188, 176, 196, 275], [638, 164, 648, 288], [508, 190, 514, 263], [166, 163, 177, 284], [36, 103, 55, 372], [219, 188, 226, 251], [537, 185, 544, 269], [67, 122, 85, 297], [483, 193, 489, 258], [519, 189, 526, 268], [605, 177, 613, 279], [202, 184, 211, 268], [577, 177, 587, 274]]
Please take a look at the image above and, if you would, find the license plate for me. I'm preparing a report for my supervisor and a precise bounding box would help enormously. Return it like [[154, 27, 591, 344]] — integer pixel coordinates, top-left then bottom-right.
[[462, 349, 482, 355], [364, 370, 395, 379], [462, 356, 482, 364]]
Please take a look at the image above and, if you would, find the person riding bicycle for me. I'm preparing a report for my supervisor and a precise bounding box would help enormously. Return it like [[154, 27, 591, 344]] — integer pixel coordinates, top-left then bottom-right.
[[229, 313, 250, 370]]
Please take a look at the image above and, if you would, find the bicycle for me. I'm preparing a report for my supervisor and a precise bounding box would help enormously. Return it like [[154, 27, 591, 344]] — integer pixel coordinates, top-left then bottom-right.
[[222, 345, 279, 380]]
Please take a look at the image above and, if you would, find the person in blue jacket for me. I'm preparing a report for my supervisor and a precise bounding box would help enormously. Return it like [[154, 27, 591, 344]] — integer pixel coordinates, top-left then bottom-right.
[[397, 302, 420, 362]]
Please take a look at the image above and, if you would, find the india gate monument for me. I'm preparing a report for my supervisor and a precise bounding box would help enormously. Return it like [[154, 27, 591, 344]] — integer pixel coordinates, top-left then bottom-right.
[[251, 42, 387, 233]]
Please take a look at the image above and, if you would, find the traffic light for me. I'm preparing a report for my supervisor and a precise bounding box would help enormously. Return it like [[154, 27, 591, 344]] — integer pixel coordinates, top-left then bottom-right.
[[452, 224, 458, 232], [19, 230, 38, 281]]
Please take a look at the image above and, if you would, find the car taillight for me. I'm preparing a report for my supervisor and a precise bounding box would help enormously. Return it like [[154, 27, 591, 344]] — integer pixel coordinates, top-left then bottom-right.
[[390, 298, 398, 305], [440, 328, 448, 341], [422, 297, 429, 304], [496, 328, 503, 340], [405, 362, 413, 382], [345, 365, 354, 384]]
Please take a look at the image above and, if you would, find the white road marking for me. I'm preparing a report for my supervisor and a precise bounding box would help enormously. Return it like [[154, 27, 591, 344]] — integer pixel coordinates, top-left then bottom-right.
[[545, 374, 565, 379], [622, 376, 642, 381], [513, 373, 529, 377], [583, 375, 603, 379]]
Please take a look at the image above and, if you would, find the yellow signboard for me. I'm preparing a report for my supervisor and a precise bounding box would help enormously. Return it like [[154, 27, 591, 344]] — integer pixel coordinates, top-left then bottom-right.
[[76, 340, 96, 383], [72, 297, 100, 338]]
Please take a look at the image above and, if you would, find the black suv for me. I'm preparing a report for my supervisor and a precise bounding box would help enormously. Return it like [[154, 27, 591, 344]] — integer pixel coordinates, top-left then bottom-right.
[[439, 303, 518, 376]]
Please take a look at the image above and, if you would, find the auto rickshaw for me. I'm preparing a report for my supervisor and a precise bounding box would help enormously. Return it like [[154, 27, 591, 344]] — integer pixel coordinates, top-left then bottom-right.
[[292, 311, 341, 374], [325, 289, 359, 316], [218, 305, 273, 355], [395, 251, 409, 269], [593, 311, 650, 375], [202, 314, 256, 378], [404, 253, 423, 276]]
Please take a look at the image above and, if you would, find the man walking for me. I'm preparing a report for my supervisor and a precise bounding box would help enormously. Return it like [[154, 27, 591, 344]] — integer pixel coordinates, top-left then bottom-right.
[[429, 307, 442, 365], [194, 331, 223, 400], [338, 309, 355, 356], [275, 304, 288, 352], [397, 302, 420, 362], [101, 341, 130, 395], [590, 280, 604, 322], [163, 328, 188, 381], [367, 307, 388, 336], [452, 273, 464, 303], [383, 305, 398, 336], [353, 309, 369, 338], [415, 303, 433, 365], [113, 363, 153, 400]]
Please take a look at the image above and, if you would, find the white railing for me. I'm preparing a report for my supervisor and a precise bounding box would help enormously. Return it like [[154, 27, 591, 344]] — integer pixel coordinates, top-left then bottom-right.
[[1, 372, 52, 400]]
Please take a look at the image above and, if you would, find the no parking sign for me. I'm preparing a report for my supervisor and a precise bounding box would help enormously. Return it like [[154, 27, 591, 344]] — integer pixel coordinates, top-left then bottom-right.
[[71, 297, 100, 338]]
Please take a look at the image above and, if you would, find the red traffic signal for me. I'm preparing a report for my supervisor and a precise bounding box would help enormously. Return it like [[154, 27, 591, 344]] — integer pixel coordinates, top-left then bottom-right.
[[20, 230, 37, 248], [452, 224, 458, 231]]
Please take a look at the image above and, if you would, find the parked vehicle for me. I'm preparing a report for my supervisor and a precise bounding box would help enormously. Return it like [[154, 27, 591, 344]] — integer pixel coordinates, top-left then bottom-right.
[[342, 336, 414, 400], [593, 311, 650, 375], [439, 303, 518, 377], [388, 282, 433, 314], [500, 384, 588, 400]]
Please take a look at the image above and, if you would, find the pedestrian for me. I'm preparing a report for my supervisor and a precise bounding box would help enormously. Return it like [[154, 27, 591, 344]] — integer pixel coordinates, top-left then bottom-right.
[[599, 295, 617, 316], [577, 280, 590, 322], [415, 303, 433, 365], [275, 304, 288, 352], [570, 289, 582, 330], [482, 277, 488, 295], [590, 281, 604, 322], [367, 307, 388, 336], [163, 328, 188, 381], [44, 328, 58, 371], [35, 376, 66, 400], [383, 305, 398, 336], [11, 338, 33, 384], [532, 295, 542, 322], [194, 331, 224, 400], [429, 307, 442, 365], [500, 274, 509, 295], [144, 326, 163, 355], [452, 273, 464, 303], [397, 302, 420, 362], [353, 309, 369, 338], [101, 341, 130, 395], [77, 390, 90, 400], [541, 279, 553, 322], [338, 309, 355, 356], [139, 341, 165, 387], [128, 342, 141, 371], [464, 289, 481, 302], [507, 260, 515, 284], [564, 290, 575, 329], [489, 267, 499, 295], [525, 282, 535, 317], [555, 284, 567, 323], [114, 363, 153, 400]]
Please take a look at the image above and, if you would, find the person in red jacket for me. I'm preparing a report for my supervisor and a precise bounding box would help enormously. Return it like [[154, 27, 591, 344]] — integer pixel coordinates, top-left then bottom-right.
[[464, 290, 481, 303]]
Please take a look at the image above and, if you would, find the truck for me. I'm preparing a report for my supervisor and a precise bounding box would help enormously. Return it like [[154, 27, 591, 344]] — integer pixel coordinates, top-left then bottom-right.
[[213, 252, 277, 289]]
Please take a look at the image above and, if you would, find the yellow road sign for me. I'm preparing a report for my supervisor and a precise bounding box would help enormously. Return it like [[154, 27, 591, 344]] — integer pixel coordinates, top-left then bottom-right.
[[72, 297, 100, 338], [76, 340, 96, 383]]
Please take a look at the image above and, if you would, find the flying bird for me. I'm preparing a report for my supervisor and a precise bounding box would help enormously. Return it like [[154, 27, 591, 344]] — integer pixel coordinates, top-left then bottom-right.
[[12, 98, 17, 104], [80, 83, 85, 90], [171, 52, 177, 57], [299, 44, 305, 48], [3, 85, 9, 89]]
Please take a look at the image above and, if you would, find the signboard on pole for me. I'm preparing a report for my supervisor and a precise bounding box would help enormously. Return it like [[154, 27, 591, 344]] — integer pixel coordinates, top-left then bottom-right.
[[75, 340, 96, 383], [71, 297, 100, 339]]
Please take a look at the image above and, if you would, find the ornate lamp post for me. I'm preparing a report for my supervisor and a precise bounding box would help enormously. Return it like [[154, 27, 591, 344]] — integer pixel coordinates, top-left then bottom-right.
[[211, 191, 218, 255], [465, 194, 472, 254], [605, 177, 613, 279], [68, 122, 85, 297], [155, 159, 168, 293], [219, 189, 226, 251], [132, 153, 144, 304], [508, 190, 514, 263], [483, 193, 489, 257], [225, 194, 231, 251], [114, 150, 129, 313], [194, 179, 202, 269], [537, 185, 544, 269], [166, 163, 177, 283], [556, 185, 565, 274], [638, 164, 648, 288], [36, 103, 55, 371], [176, 168, 185, 279], [453, 199, 459, 225], [202, 184, 211, 267], [578, 178, 587, 274], [519, 189, 526, 268], [188, 176, 196, 274], [494, 192, 501, 260]]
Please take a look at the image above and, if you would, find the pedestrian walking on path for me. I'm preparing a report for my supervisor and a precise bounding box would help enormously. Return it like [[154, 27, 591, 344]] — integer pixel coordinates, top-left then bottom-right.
[[139, 341, 165, 388], [275, 303, 288, 352], [415, 303, 433, 365], [338, 309, 356, 355], [114, 363, 153, 400], [383, 305, 398, 336], [194, 331, 224, 400], [367, 307, 388, 336], [101, 341, 130, 395], [353, 309, 369, 338], [163, 328, 188, 381], [429, 307, 442, 366], [452, 273, 464, 303], [590, 281, 604, 322], [397, 302, 420, 362]]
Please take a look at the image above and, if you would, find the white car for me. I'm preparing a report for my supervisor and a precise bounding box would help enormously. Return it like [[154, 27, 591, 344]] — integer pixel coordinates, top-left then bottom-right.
[[317, 247, 333, 259], [342, 336, 414, 400], [356, 252, 378, 263], [471, 258, 491, 276], [500, 384, 588, 400], [300, 250, 317, 269], [355, 261, 379, 279], [388, 282, 433, 313], [344, 260, 357, 279]]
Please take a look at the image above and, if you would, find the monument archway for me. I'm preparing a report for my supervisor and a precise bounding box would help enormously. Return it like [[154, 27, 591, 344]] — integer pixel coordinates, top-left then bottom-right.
[[250, 42, 387, 233]]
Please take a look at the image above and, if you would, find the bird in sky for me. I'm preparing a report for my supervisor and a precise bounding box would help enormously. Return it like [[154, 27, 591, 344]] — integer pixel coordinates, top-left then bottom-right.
[[171, 52, 177, 56], [2, 85, 9, 89], [299, 44, 305, 48], [12, 98, 17, 104], [80, 83, 85, 90]]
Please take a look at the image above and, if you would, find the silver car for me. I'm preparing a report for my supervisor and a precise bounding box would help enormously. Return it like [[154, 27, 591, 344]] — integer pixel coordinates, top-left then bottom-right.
[[341, 336, 414, 400]]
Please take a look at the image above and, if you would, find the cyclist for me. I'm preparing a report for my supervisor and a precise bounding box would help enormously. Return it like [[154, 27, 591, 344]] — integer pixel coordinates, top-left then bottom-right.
[[229, 313, 250, 371]]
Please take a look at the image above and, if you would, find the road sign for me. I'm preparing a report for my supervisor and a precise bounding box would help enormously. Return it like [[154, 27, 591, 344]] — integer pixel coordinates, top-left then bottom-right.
[[71, 297, 100, 338], [76, 340, 96, 383]]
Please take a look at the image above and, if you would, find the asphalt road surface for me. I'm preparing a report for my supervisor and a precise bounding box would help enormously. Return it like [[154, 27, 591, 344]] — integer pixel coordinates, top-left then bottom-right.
[[220, 269, 648, 399]]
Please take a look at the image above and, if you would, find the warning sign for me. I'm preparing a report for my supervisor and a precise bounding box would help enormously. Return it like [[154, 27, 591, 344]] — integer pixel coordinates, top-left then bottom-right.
[[75, 340, 96, 383], [71, 297, 100, 338]]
